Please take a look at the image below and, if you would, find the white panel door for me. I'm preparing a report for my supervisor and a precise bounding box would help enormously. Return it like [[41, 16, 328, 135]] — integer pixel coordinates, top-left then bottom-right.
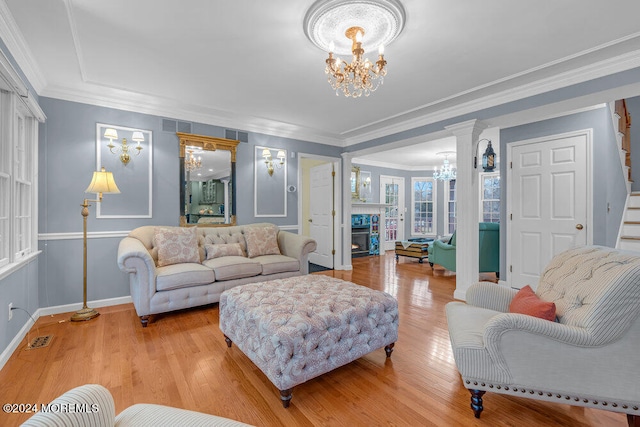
[[509, 132, 589, 289], [380, 175, 405, 250], [308, 163, 333, 268]]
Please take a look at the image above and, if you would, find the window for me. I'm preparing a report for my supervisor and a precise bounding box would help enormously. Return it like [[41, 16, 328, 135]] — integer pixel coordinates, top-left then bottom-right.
[[0, 93, 9, 268], [411, 177, 435, 236], [445, 179, 456, 234], [0, 89, 40, 274], [481, 173, 500, 223]]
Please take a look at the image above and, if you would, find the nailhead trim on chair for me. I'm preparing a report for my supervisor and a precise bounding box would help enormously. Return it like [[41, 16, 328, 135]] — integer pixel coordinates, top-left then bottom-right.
[[464, 380, 639, 412]]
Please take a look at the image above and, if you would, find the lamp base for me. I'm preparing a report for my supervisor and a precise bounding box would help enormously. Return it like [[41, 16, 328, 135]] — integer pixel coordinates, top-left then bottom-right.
[[70, 307, 100, 322]]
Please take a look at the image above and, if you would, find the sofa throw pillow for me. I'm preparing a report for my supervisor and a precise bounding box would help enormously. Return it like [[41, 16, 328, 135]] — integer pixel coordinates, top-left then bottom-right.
[[154, 226, 200, 267], [509, 285, 557, 321], [205, 243, 244, 260], [244, 225, 281, 258]]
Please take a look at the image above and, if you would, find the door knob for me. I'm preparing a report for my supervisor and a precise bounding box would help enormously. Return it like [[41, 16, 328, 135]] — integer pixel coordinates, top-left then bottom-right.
[[576, 224, 583, 230], [308, 219, 313, 223]]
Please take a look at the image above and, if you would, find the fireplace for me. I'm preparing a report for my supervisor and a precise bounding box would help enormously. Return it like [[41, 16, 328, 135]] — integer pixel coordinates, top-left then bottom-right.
[[351, 204, 386, 259], [352, 226, 371, 257]]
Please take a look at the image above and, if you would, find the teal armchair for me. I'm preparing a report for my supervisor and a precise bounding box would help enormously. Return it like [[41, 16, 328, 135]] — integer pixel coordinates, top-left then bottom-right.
[[428, 223, 500, 277]]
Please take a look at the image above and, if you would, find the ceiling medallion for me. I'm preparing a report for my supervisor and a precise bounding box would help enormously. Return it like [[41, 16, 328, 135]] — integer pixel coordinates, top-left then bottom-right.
[[304, 0, 406, 98]]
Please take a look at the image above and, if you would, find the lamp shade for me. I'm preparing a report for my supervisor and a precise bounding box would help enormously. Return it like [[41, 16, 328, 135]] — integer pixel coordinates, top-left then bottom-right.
[[276, 150, 286, 160], [103, 128, 118, 141], [262, 148, 272, 158], [85, 167, 121, 194], [131, 131, 145, 142]]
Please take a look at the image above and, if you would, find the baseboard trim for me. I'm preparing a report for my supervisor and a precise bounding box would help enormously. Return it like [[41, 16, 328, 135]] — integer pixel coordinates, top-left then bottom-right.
[[36, 296, 133, 317], [0, 295, 133, 371]]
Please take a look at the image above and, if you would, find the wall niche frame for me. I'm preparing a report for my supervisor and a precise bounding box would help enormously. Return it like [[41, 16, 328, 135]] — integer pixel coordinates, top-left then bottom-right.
[[95, 123, 153, 219], [254, 146, 287, 218], [177, 132, 240, 227]]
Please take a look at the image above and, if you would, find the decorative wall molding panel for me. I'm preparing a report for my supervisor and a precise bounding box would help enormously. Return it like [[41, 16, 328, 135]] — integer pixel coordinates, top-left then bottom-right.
[[96, 123, 153, 218], [254, 146, 287, 218]]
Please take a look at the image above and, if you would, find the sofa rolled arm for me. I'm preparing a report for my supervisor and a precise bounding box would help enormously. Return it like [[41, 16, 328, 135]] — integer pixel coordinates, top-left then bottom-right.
[[117, 237, 155, 273], [277, 231, 317, 274], [484, 313, 593, 351], [117, 237, 157, 317], [467, 282, 517, 312], [432, 239, 455, 252]]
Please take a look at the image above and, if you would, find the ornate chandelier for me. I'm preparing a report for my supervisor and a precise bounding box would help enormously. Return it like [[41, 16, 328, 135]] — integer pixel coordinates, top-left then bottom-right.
[[433, 152, 456, 181], [185, 149, 202, 172], [304, 0, 405, 98], [325, 27, 386, 98]]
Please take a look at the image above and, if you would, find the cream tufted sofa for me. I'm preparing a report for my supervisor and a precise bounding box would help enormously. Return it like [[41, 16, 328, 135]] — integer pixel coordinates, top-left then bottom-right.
[[446, 246, 640, 424], [22, 384, 253, 426], [117, 223, 316, 326]]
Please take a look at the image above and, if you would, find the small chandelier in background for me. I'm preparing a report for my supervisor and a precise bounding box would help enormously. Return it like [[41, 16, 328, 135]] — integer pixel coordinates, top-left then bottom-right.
[[184, 149, 202, 172], [433, 152, 457, 181], [304, 0, 405, 98], [104, 128, 144, 165], [262, 148, 286, 176]]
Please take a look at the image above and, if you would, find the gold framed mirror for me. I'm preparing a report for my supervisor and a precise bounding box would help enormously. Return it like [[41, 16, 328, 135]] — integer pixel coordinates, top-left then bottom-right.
[[177, 132, 240, 227]]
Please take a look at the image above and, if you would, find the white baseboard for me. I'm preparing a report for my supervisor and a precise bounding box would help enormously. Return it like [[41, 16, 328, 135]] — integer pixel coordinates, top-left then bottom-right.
[[36, 296, 132, 317], [0, 314, 36, 372], [0, 295, 132, 371]]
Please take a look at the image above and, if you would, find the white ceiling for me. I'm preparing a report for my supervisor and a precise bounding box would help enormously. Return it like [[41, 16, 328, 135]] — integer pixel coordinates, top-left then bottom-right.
[[4, 0, 640, 166]]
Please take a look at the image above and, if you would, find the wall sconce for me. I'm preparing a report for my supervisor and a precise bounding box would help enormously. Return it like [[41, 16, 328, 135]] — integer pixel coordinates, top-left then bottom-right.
[[262, 148, 285, 176], [104, 128, 144, 165], [474, 139, 496, 172]]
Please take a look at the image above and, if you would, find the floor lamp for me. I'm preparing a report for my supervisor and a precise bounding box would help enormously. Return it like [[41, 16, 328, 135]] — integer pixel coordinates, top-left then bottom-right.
[[71, 167, 121, 322]]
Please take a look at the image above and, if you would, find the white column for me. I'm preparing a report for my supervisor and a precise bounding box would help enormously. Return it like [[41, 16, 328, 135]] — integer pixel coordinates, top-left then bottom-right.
[[341, 153, 353, 270], [221, 178, 230, 224], [445, 120, 487, 300]]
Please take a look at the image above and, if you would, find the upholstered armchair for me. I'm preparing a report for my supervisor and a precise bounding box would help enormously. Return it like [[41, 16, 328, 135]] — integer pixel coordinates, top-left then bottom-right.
[[428, 222, 500, 276], [22, 384, 253, 426], [445, 246, 640, 426]]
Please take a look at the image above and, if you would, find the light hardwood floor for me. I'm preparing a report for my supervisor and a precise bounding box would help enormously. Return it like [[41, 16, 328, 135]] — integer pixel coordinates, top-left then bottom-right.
[[0, 253, 627, 426]]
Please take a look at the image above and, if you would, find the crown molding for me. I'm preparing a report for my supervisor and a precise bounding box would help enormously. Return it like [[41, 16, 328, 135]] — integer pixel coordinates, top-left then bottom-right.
[[35, 44, 640, 150], [7, 0, 640, 151], [0, 0, 46, 93], [352, 157, 436, 171], [41, 83, 344, 147], [341, 44, 640, 147]]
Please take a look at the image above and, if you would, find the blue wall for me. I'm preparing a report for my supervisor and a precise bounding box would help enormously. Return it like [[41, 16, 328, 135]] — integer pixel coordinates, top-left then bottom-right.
[[500, 107, 626, 276], [36, 97, 344, 310]]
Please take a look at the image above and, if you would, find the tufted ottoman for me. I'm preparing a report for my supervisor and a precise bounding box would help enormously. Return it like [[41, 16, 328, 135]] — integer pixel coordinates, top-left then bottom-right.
[[219, 275, 399, 408]]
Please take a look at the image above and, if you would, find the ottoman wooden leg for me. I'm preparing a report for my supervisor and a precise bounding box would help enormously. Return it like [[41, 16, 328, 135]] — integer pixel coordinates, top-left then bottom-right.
[[385, 343, 395, 357], [279, 389, 292, 408], [224, 335, 233, 348]]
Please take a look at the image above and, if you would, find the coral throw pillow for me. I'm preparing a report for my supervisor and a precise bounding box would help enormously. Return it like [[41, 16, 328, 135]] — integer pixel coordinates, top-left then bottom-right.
[[154, 226, 200, 267], [205, 243, 244, 260], [244, 225, 281, 258], [509, 285, 556, 321]]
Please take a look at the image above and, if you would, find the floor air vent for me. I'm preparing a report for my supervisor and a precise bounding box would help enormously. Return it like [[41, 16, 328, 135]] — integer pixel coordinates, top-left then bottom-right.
[[26, 335, 53, 350]]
